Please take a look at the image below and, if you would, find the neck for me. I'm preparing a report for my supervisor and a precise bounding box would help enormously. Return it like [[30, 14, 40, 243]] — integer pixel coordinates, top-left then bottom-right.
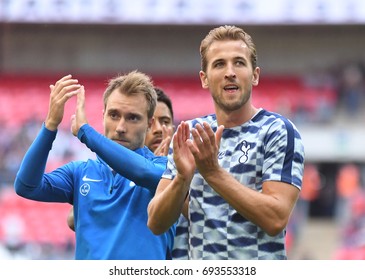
[[215, 105, 259, 128]]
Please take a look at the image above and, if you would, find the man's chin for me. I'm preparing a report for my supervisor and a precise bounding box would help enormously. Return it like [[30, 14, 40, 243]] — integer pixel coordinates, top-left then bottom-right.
[[151, 142, 161, 150], [151, 143, 159, 150]]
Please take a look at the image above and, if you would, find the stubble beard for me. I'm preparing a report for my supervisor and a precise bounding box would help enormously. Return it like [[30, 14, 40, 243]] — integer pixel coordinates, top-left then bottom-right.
[[213, 90, 251, 112]]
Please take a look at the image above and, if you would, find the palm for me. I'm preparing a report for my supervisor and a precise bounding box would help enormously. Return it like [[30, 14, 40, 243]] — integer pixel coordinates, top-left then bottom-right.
[[71, 86, 88, 136], [174, 140, 195, 177], [173, 122, 196, 178], [45, 75, 81, 131]]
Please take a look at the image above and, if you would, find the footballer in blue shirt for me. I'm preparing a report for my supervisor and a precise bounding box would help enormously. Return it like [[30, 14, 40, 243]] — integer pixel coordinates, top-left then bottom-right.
[[14, 71, 175, 260]]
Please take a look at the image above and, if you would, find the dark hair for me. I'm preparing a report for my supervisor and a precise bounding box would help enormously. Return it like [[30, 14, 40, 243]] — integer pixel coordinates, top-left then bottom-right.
[[154, 87, 174, 120]]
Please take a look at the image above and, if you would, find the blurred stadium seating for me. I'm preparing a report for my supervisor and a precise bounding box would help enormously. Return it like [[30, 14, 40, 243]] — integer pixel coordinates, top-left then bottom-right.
[[0, 187, 74, 246], [0, 73, 337, 128]]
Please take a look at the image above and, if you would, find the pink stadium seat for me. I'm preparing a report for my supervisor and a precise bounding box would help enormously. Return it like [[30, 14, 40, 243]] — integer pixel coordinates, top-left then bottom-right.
[[0, 74, 337, 126], [0, 188, 75, 245]]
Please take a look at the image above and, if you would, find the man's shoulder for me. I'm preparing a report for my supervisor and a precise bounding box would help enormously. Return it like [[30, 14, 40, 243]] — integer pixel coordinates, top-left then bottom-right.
[[139, 146, 168, 162], [255, 109, 300, 132]]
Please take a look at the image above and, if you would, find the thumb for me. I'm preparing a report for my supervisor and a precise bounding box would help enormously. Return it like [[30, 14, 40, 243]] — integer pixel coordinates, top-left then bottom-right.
[[76, 86, 88, 125], [76, 86, 85, 111], [70, 114, 77, 136]]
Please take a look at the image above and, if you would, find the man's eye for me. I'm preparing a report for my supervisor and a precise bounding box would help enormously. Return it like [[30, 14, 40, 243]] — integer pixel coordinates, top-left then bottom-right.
[[236, 60, 245, 66], [128, 115, 140, 122], [109, 113, 119, 119]]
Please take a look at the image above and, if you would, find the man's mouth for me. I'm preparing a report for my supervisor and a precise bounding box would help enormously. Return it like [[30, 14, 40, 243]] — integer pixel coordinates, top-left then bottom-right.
[[224, 84, 239, 92], [114, 139, 128, 145], [153, 138, 162, 145]]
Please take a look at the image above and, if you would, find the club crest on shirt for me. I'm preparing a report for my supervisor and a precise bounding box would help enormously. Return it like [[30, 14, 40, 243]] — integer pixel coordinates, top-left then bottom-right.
[[239, 140, 251, 163], [80, 183, 90, 196]]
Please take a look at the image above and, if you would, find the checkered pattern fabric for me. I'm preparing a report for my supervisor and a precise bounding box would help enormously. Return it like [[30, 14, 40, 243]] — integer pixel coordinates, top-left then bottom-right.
[[171, 215, 189, 259], [163, 109, 305, 259]]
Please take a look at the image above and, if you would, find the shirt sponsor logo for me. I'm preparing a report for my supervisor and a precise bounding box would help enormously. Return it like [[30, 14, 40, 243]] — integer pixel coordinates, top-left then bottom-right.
[[82, 175, 102, 182]]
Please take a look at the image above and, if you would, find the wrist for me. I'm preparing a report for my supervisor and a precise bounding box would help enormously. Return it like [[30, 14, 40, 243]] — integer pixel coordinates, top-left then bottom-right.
[[44, 120, 58, 131], [175, 172, 193, 190]]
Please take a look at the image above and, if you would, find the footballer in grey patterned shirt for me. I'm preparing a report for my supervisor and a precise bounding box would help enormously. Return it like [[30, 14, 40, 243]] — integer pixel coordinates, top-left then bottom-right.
[[148, 25, 304, 260]]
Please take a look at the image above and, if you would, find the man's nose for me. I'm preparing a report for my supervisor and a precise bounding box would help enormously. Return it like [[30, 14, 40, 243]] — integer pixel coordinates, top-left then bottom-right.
[[152, 121, 163, 133], [225, 64, 237, 79], [116, 118, 126, 133]]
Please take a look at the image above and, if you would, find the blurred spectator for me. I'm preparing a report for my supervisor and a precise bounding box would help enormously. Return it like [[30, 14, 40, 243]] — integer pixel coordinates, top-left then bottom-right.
[[335, 163, 362, 227], [0, 118, 39, 187], [334, 189, 365, 259], [337, 62, 365, 118], [287, 163, 322, 258], [0, 116, 95, 188]]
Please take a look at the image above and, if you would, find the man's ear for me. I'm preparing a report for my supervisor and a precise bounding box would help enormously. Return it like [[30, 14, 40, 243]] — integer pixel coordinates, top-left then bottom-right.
[[199, 70, 209, 89], [252, 67, 260, 86]]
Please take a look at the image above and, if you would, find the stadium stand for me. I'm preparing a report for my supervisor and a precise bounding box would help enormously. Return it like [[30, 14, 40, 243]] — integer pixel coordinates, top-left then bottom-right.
[[0, 187, 74, 246], [0, 74, 337, 127]]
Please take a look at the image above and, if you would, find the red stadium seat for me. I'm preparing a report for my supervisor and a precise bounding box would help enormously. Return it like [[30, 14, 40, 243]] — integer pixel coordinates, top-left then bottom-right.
[[0, 188, 75, 246], [0, 73, 337, 126]]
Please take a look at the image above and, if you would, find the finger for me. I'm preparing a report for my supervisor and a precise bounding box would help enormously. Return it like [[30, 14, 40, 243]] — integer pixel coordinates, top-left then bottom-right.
[[166, 126, 174, 137], [162, 125, 168, 140], [162, 125, 174, 140], [55, 74, 74, 85], [76, 86, 88, 124], [182, 121, 190, 142], [161, 135, 171, 147], [215, 125, 225, 148], [202, 122, 215, 144], [172, 126, 180, 151], [53, 74, 77, 92], [191, 124, 206, 147], [196, 123, 212, 144], [186, 138, 199, 156], [53, 75, 80, 98], [153, 145, 162, 156], [65, 86, 81, 98], [155, 137, 171, 156], [76, 85, 85, 110], [53, 74, 72, 89], [177, 122, 185, 147], [70, 114, 76, 134]]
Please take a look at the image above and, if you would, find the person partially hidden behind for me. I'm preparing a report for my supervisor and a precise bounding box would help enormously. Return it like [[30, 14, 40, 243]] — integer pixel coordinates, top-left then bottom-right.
[[145, 87, 190, 260], [14, 71, 175, 259], [147, 25, 305, 260]]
